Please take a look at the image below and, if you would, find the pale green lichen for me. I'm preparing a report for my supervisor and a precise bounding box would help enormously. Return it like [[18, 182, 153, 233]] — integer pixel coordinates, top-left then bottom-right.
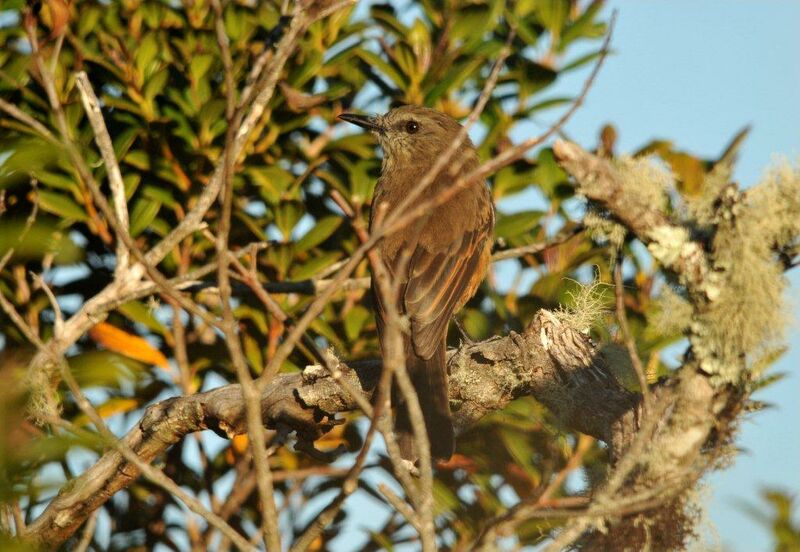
[[695, 159, 799, 382], [682, 163, 732, 227], [686, 485, 722, 552], [614, 155, 673, 210], [645, 284, 693, 339], [584, 208, 627, 249], [554, 278, 611, 333], [646, 225, 691, 268], [747, 159, 800, 252]]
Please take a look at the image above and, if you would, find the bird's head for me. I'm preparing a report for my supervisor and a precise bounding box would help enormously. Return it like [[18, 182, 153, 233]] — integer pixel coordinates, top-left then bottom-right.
[[339, 105, 475, 169]]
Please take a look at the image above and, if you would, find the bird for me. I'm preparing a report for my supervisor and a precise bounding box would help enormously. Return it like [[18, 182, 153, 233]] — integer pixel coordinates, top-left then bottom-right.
[[339, 105, 495, 461]]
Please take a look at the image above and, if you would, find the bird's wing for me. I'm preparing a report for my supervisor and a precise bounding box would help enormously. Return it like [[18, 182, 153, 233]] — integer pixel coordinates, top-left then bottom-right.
[[404, 217, 491, 359]]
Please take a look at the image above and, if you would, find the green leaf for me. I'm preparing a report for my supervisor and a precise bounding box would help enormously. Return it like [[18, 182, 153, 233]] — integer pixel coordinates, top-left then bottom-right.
[[287, 50, 322, 88], [37, 190, 88, 221], [424, 41, 503, 103], [310, 317, 345, 350], [112, 126, 140, 162], [143, 69, 169, 105], [118, 301, 167, 336], [135, 34, 160, 80], [294, 216, 343, 253], [532, 148, 568, 197], [143, 184, 178, 209], [0, 220, 82, 264], [124, 173, 141, 200], [274, 201, 304, 240], [460, 308, 490, 341], [0, 137, 63, 187], [561, 48, 605, 72], [560, 0, 606, 51], [290, 251, 341, 280], [450, 4, 492, 43], [499, 427, 538, 477], [234, 305, 269, 334], [526, 96, 573, 114], [34, 170, 79, 193], [189, 55, 215, 83], [249, 166, 295, 204], [265, 243, 294, 278], [344, 305, 370, 341], [354, 49, 408, 89], [129, 198, 161, 237], [224, 5, 248, 40], [393, 43, 419, 83], [69, 351, 146, 389], [433, 479, 461, 515], [243, 333, 264, 374], [370, 5, 409, 37], [495, 210, 544, 240], [536, 0, 570, 37]]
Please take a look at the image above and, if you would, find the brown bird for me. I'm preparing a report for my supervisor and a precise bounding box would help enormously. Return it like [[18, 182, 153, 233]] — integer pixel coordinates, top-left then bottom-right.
[[339, 105, 494, 461]]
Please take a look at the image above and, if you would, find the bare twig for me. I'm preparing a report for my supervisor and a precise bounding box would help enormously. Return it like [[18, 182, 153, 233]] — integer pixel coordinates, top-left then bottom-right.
[[75, 71, 131, 273], [0, 284, 46, 350], [30, 273, 63, 337], [472, 435, 594, 550], [614, 250, 651, 411], [72, 511, 97, 552], [213, 4, 282, 545], [491, 224, 586, 262], [0, 97, 57, 142], [56, 359, 256, 552], [378, 483, 422, 533], [12, 500, 25, 535], [299, 191, 435, 549]]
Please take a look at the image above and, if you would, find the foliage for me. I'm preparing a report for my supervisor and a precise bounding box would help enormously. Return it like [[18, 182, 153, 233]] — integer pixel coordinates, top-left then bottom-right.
[[0, 0, 794, 550], [742, 489, 800, 552]]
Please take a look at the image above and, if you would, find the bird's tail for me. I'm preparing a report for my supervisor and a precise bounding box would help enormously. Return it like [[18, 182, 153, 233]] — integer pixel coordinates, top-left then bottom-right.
[[395, 339, 454, 462]]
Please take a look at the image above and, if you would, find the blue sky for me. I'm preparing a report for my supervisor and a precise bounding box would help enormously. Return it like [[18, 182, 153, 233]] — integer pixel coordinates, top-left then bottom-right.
[[545, 2, 800, 549]]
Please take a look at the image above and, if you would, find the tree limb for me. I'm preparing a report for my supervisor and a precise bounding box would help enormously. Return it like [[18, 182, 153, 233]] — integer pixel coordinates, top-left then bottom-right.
[[23, 309, 640, 548]]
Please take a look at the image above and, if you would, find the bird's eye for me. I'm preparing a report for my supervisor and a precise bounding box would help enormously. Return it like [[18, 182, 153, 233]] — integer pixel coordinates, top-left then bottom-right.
[[405, 120, 419, 134]]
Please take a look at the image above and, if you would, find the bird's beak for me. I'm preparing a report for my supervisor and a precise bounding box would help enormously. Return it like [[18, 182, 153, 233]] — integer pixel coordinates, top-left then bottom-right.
[[338, 113, 383, 132]]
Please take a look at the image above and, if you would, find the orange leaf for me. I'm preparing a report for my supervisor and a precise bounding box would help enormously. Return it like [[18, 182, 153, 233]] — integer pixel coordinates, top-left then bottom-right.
[[74, 397, 140, 426], [232, 434, 249, 455], [43, 0, 71, 39], [436, 453, 478, 473], [89, 322, 169, 369]]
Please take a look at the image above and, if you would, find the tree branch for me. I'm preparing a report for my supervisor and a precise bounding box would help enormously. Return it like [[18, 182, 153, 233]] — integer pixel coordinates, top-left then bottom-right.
[[24, 309, 640, 548]]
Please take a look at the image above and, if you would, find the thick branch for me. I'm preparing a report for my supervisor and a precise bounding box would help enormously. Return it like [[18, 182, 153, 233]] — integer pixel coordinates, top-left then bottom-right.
[[24, 310, 640, 547], [553, 140, 715, 301], [545, 139, 743, 550]]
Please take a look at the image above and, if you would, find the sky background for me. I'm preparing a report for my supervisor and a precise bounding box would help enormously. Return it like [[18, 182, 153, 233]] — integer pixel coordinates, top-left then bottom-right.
[[538, 2, 800, 550]]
